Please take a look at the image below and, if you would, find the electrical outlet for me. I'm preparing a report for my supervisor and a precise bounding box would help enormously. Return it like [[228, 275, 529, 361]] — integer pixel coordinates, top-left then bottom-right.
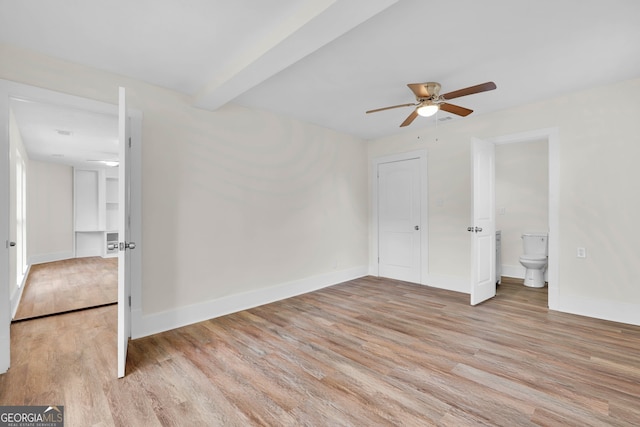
[[577, 247, 586, 258]]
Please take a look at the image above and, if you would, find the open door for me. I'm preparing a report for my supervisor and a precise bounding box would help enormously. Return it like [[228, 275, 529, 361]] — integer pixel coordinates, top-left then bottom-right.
[[117, 87, 133, 378], [470, 138, 496, 305]]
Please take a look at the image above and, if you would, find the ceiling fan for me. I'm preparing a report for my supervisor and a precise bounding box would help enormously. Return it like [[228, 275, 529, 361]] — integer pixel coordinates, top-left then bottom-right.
[[366, 81, 497, 127]]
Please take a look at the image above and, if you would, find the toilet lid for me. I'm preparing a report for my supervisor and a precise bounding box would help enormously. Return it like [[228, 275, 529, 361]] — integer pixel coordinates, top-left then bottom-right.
[[520, 254, 547, 261]]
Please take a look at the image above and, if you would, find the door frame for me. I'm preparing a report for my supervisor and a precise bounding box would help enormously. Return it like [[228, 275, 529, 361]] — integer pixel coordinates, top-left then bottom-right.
[[0, 79, 142, 374], [472, 127, 559, 308], [370, 149, 428, 283]]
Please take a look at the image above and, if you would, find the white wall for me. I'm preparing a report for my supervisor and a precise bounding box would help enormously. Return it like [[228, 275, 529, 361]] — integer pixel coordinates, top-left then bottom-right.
[[27, 160, 74, 264], [3, 42, 639, 330], [495, 139, 548, 277], [369, 76, 640, 326], [0, 43, 369, 335]]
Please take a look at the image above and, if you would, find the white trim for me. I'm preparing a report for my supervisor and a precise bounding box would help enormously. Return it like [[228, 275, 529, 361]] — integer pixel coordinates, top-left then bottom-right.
[[1, 82, 12, 372], [28, 251, 74, 266], [131, 266, 368, 339], [128, 109, 143, 334], [10, 264, 30, 319], [556, 294, 640, 327], [501, 264, 525, 279], [370, 149, 428, 284], [483, 127, 559, 309]]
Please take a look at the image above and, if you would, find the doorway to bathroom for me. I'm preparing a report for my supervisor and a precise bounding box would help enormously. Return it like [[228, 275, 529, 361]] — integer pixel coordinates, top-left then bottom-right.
[[495, 139, 548, 283], [470, 127, 559, 309]]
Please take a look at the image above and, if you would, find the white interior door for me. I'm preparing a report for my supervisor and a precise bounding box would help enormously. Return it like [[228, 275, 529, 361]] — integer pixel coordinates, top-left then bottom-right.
[[378, 158, 421, 283], [470, 138, 496, 305], [117, 87, 133, 378]]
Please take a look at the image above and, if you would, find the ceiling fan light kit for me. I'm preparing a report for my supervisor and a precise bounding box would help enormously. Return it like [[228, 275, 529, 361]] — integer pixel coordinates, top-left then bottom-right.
[[366, 81, 497, 127], [416, 102, 439, 117]]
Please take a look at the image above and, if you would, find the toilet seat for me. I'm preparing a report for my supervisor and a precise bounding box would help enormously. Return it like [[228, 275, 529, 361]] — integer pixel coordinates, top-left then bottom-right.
[[519, 254, 546, 262]]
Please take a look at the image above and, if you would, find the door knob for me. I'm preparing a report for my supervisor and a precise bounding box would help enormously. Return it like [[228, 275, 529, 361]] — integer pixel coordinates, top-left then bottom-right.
[[107, 243, 117, 251], [117, 242, 136, 251], [475, 227, 483, 233], [414, 225, 420, 231], [7, 241, 16, 248], [467, 227, 474, 232]]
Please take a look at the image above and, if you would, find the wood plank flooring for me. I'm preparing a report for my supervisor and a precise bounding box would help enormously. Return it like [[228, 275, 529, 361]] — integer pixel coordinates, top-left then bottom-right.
[[1, 276, 640, 426], [14, 257, 117, 321]]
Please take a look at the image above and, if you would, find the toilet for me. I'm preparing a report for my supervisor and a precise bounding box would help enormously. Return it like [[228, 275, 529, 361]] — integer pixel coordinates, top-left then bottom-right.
[[519, 233, 548, 288]]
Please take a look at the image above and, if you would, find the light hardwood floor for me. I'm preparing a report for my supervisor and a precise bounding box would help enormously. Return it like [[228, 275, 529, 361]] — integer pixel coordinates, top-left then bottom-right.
[[14, 257, 117, 321], [1, 276, 639, 426]]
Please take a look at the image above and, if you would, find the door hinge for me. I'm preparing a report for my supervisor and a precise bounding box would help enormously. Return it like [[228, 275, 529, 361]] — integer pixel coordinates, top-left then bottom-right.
[[128, 296, 131, 307], [128, 137, 132, 148]]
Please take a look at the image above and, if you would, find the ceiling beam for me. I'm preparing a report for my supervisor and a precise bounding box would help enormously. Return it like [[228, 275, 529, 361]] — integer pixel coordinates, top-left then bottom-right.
[[193, 0, 398, 111]]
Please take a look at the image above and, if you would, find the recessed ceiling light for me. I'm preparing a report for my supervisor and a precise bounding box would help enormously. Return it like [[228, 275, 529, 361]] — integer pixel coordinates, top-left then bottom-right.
[[11, 97, 35, 104], [87, 159, 119, 167]]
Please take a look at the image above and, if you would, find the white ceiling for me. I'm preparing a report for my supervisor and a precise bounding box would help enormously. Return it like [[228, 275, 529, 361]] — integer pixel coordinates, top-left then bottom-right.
[[2, 0, 640, 145], [10, 99, 118, 168]]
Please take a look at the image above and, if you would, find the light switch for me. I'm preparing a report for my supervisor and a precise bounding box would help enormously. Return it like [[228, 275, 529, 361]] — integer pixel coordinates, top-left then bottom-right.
[[577, 247, 586, 258], [498, 207, 506, 215]]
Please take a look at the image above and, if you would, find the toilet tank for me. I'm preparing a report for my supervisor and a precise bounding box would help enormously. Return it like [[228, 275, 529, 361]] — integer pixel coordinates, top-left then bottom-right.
[[522, 233, 548, 256]]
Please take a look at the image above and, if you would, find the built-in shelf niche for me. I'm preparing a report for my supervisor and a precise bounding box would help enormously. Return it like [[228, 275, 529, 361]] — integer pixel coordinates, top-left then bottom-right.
[[105, 176, 119, 231], [74, 167, 119, 258]]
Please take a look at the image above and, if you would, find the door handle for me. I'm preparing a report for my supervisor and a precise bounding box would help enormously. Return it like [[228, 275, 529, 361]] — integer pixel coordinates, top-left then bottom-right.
[[467, 227, 474, 232], [8, 241, 16, 247], [414, 225, 420, 231], [118, 242, 136, 251], [475, 227, 483, 233]]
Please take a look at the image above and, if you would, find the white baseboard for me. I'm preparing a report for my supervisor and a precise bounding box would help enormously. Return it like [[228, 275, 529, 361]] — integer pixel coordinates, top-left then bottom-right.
[[29, 251, 74, 265], [501, 264, 525, 279], [424, 274, 469, 294], [131, 265, 368, 339], [10, 264, 31, 319], [556, 294, 640, 327]]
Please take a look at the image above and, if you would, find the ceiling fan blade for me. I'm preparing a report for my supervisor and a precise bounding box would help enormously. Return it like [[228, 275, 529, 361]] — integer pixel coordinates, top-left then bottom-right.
[[441, 82, 497, 100], [400, 110, 419, 127], [407, 83, 431, 98], [440, 103, 473, 117], [366, 103, 416, 114]]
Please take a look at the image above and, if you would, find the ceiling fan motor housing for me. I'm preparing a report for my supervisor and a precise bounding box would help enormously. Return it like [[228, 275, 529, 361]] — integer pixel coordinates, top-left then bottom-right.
[[422, 82, 441, 100]]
